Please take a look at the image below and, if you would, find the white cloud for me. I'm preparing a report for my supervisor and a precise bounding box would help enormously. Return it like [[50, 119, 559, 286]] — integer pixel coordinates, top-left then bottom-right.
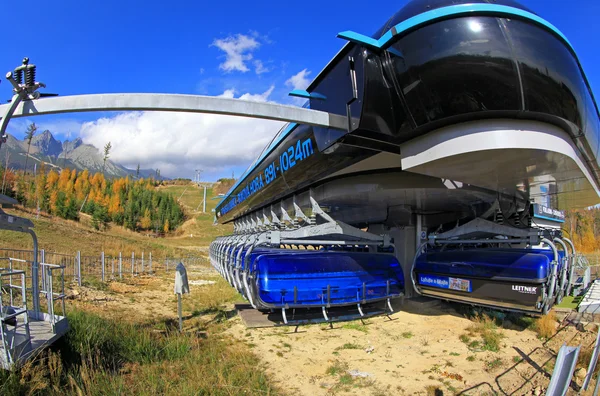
[[6, 118, 83, 140], [285, 69, 312, 91], [212, 34, 260, 73], [254, 60, 269, 74], [78, 87, 284, 178]]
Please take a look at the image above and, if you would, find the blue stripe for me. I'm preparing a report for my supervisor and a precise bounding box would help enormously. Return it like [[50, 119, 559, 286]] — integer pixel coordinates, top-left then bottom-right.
[[217, 122, 298, 207], [336, 31, 380, 49], [337, 4, 573, 52], [289, 89, 327, 100], [533, 214, 566, 224]]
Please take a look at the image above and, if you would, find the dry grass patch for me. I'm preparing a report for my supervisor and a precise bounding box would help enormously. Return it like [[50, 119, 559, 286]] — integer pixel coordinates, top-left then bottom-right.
[[532, 311, 558, 340], [462, 314, 505, 352]]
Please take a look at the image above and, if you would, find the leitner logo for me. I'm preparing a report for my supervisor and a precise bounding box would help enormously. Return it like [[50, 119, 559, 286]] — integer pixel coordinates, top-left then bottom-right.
[[512, 285, 537, 294]]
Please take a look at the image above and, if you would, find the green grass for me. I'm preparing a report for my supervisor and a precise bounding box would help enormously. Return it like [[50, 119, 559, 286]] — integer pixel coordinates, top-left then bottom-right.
[[555, 295, 582, 309], [326, 360, 349, 376], [464, 314, 505, 352], [336, 343, 362, 351], [486, 358, 504, 371], [0, 309, 278, 395], [402, 331, 414, 339], [467, 355, 476, 362], [341, 321, 369, 333]]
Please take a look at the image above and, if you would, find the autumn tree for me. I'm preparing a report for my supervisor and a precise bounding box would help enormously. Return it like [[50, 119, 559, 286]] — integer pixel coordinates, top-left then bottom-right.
[[140, 208, 152, 229]]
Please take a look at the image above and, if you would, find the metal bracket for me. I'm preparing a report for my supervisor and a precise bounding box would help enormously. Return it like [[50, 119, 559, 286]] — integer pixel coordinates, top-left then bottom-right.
[[293, 202, 311, 225]]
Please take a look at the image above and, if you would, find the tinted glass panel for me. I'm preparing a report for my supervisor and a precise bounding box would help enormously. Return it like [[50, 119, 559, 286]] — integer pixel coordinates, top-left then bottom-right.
[[309, 47, 361, 117], [584, 91, 600, 159], [507, 19, 586, 131], [359, 52, 411, 137], [389, 16, 520, 127]]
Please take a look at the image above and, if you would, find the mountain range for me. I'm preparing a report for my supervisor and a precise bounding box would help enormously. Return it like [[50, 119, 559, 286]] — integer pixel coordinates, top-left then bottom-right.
[[1, 130, 165, 179]]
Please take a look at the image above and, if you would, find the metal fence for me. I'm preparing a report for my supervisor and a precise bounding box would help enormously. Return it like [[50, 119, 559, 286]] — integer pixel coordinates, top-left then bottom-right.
[[0, 247, 207, 287]]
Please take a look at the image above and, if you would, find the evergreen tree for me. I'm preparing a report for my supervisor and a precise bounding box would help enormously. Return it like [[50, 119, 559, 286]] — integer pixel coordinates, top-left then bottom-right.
[[102, 142, 112, 173], [23, 123, 38, 174]]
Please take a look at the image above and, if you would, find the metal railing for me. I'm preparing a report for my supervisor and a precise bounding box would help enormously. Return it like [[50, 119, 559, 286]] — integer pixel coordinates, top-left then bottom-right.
[[40, 263, 66, 332], [0, 248, 207, 287], [0, 267, 31, 366]]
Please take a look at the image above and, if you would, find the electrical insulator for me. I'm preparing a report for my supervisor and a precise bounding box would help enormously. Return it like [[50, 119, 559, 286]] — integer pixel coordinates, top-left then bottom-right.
[[14, 69, 23, 85], [25, 65, 36, 86]]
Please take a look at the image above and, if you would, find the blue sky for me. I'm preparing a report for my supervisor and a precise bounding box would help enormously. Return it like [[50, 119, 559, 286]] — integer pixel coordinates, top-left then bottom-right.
[[2, 0, 599, 180]]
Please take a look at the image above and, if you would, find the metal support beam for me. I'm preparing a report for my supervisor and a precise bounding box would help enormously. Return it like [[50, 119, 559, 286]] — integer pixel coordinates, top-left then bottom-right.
[[0, 93, 348, 129]]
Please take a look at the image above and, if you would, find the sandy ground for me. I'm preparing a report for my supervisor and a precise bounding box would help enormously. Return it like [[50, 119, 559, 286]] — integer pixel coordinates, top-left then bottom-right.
[[225, 303, 598, 396], [67, 264, 599, 396]]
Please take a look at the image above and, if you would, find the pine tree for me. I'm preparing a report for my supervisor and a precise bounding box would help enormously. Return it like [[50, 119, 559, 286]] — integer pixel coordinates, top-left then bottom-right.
[[24, 123, 38, 174], [102, 142, 112, 174]]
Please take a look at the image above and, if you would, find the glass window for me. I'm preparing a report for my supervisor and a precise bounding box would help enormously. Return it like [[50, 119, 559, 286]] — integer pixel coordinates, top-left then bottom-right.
[[389, 16, 520, 127], [506, 19, 587, 130]]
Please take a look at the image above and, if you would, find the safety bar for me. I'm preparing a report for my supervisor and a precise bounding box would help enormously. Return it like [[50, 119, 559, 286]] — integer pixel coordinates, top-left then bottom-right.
[[40, 263, 66, 331], [0, 268, 31, 366]]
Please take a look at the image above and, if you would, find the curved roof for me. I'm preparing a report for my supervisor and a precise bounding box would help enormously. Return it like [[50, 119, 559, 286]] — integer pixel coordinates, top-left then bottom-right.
[[372, 0, 533, 39]]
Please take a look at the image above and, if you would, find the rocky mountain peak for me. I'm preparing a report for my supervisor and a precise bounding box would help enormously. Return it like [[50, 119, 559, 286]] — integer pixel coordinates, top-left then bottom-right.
[[31, 130, 62, 156], [62, 137, 83, 152]]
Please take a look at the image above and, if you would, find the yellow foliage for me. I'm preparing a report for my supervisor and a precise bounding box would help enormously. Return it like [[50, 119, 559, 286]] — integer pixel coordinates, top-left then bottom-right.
[[108, 194, 121, 216], [58, 168, 71, 191], [49, 190, 59, 213], [140, 208, 152, 229], [46, 170, 59, 189]]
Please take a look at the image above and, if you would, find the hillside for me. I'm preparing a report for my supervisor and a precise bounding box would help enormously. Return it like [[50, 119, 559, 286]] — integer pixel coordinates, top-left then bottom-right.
[[1, 130, 165, 179], [0, 182, 230, 255]]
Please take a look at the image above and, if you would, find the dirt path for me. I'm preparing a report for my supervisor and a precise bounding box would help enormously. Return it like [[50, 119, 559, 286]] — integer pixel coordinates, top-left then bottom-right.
[[226, 302, 597, 395]]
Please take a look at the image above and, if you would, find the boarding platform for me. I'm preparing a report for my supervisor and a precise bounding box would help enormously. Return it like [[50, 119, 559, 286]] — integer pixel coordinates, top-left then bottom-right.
[[0, 198, 69, 369]]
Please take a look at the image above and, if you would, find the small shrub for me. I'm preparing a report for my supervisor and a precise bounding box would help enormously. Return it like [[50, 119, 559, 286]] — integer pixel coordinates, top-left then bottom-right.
[[449, 352, 460, 356], [467, 355, 476, 362], [336, 343, 362, 350], [402, 331, 414, 339], [481, 330, 503, 352], [459, 334, 470, 343], [326, 360, 349, 376], [469, 340, 481, 349], [341, 321, 368, 333], [486, 358, 503, 371], [465, 313, 505, 352], [533, 311, 558, 339], [339, 373, 354, 385]]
